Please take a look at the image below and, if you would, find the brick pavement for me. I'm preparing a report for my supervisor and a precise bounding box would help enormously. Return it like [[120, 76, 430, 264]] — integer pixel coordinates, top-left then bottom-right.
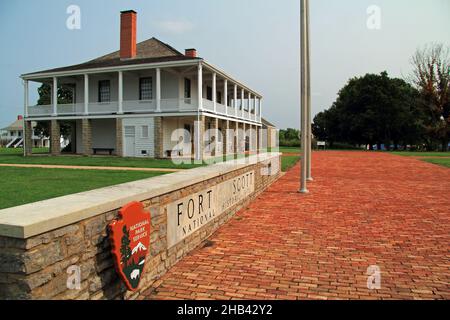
[[143, 151, 450, 300]]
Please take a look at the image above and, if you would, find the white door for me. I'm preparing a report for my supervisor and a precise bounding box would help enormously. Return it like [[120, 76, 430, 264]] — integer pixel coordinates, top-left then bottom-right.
[[124, 126, 136, 157]]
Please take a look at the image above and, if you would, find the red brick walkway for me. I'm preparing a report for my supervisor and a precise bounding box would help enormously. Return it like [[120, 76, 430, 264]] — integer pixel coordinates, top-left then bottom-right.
[[144, 152, 450, 300]]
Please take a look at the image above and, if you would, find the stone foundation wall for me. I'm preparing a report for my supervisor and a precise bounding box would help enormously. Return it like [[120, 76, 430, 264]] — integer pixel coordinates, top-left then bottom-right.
[[0, 154, 281, 300], [154, 117, 163, 159], [115, 119, 123, 157], [24, 121, 33, 156], [50, 120, 60, 156], [81, 119, 92, 156]]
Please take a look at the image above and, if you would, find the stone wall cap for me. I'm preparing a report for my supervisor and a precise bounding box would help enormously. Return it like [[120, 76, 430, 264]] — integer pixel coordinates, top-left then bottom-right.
[[0, 153, 281, 239]]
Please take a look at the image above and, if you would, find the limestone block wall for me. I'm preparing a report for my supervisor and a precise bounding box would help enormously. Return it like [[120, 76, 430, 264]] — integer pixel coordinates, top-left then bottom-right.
[[0, 153, 281, 300], [50, 120, 61, 155]]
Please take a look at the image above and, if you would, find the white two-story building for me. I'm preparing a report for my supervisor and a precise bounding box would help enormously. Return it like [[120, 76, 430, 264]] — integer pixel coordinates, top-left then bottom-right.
[[21, 10, 265, 159]]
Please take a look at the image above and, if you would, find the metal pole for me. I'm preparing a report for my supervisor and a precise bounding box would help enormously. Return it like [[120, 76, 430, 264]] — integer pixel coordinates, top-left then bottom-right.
[[300, 0, 309, 193], [23, 80, 27, 157], [306, 0, 313, 181]]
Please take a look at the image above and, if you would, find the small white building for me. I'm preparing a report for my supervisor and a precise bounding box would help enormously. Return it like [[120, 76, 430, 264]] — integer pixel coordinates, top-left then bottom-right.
[[21, 10, 268, 159], [1, 116, 49, 148]]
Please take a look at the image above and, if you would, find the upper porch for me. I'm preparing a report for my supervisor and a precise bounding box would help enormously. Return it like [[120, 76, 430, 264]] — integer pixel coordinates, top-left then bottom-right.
[[22, 61, 263, 124]]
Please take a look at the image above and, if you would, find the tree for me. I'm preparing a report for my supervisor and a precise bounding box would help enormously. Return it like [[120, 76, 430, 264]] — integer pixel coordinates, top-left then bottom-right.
[[34, 84, 75, 139], [279, 128, 301, 147], [313, 72, 423, 149], [120, 226, 132, 267], [37, 83, 75, 105], [312, 107, 342, 147], [410, 43, 450, 151]]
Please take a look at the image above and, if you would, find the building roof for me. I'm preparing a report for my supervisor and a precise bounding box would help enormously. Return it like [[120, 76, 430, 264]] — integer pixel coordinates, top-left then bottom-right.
[[23, 38, 201, 76], [2, 119, 23, 131], [261, 118, 276, 128]]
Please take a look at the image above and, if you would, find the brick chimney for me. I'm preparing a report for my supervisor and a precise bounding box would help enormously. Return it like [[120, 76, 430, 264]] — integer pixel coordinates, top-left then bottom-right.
[[120, 10, 137, 59], [185, 49, 197, 58]]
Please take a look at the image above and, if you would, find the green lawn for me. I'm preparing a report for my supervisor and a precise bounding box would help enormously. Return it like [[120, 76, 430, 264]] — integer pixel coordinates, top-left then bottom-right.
[[281, 156, 300, 172], [0, 167, 168, 209], [391, 151, 450, 157], [389, 151, 450, 169], [279, 147, 301, 154], [422, 158, 450, 168], [0, 147, 49, 155], [0, 148, 294, 169], [0, 148, 203, 169], [267, 147, 301, 154]]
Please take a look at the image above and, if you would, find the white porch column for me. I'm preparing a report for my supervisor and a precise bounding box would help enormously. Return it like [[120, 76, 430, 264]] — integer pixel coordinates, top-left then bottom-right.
[[234, 84, 238, 117], [224, 79, 228, 115], [248, 92, 251, 120], [118, 71, 123, 114], [255, 97, 259, 121], [52, 77, 58, 116], [84, 74, 89, 115], [253, 95, 257, 121], [198, 63, 203, 110], [241, 88, 245, 118], [212, 72, 217, 112], [259, 98, 263, 122], [156, 68, 161, 112], [23, 80, 29, 118]]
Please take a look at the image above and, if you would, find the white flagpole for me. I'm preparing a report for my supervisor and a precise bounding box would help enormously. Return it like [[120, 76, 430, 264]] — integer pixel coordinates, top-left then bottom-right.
[[306, 0, 313, 181], [300, 0, 309, 193]]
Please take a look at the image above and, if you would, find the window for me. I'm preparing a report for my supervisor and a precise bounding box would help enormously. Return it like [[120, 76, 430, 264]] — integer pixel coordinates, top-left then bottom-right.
[[217, 91, 222, 104], [206, 86, 213, 100], [227, 95, 231, 107], [184, 78, 191, 99], [98, 80, 110, 102], [141, 125, 149, 138], [124, 126, 135, 137], [139, 77, 153, 100]]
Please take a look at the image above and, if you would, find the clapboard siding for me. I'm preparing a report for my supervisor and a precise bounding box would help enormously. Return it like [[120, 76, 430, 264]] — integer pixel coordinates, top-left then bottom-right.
[[122, 117, 155, 157]]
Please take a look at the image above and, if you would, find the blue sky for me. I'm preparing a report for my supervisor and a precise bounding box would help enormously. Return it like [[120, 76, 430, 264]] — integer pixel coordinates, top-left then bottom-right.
[[0, 0, 449, 129]]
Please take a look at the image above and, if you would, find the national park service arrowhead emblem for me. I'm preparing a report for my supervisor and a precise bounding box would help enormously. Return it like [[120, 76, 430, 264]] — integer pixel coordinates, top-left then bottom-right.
[[109, 202, 151, 291]]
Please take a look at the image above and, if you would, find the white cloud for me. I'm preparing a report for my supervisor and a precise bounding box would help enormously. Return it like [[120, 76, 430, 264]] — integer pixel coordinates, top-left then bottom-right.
[[155, 20, 194, 35]]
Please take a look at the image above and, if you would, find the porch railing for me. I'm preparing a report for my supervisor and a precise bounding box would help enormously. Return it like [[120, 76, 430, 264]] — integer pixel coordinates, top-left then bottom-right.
[[57, 103, 84, 115], [27, 104, 52, 116], [89, 102, 119, 114], [216, 103, 227, 115], [123, 100, 156, 113], [26, 99, 260, 122]]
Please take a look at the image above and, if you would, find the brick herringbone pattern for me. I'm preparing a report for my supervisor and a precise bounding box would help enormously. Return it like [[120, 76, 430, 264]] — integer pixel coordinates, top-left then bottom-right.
[[143, 152, 450, 300]]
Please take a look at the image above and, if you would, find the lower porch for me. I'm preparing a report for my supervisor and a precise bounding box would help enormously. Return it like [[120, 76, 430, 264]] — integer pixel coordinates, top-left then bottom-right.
[[23, 115, 264, 160]]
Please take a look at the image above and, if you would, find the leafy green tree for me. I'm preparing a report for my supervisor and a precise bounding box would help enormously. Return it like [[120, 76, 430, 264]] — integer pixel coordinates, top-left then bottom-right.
[[279, 128, 301, 147], [313, 72, 423, 149], [34, 84, 75, 139], [312, 107, 342, 147], [37, 83, 75, 105]]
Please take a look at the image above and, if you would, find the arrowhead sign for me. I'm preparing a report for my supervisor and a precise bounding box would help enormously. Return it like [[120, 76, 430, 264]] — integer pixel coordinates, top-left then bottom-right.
[[109, 201, 151, 291]]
